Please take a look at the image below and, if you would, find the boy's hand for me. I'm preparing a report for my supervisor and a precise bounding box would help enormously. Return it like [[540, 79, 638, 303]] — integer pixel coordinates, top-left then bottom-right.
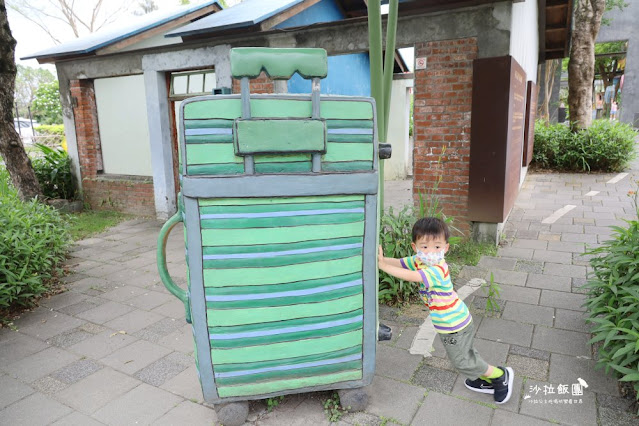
[[378, 245, 385, 266]]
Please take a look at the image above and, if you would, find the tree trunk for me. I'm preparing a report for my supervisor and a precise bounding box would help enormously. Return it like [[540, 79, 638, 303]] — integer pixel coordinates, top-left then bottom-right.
[[0, 0, 42, 200], [540, 59, 559, 123], [567, 0, 606, 131]]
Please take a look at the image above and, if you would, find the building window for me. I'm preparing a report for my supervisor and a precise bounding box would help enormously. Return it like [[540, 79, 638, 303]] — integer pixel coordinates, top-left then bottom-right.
[[170, 70, 216, 99]]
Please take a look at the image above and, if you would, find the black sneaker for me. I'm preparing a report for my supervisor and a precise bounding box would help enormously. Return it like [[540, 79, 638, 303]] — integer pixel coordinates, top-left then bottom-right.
[[493, 366, 514, 404], [464, 377, 494, 394]]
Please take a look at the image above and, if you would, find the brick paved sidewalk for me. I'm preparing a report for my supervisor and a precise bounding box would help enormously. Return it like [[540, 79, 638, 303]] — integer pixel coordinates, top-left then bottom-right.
[[1, 170, 639, 425]]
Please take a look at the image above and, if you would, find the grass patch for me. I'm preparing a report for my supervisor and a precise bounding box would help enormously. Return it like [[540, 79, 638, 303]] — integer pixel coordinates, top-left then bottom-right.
[[447, 240, 498, 278], [65, 210, 130, 241]]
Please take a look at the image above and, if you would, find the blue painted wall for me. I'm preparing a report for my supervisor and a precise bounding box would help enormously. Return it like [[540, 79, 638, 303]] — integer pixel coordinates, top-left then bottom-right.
[[276, 0, 371, 96]]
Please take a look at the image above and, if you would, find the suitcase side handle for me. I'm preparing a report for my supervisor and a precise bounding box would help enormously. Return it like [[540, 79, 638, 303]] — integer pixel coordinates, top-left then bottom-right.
[[157, 206, 191, 323], [230, 47, 327, 80]]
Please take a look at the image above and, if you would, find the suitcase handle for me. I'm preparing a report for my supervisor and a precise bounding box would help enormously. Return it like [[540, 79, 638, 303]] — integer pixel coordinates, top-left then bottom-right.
[[157, 204, 191, 323], [230, 47, 327, 80]]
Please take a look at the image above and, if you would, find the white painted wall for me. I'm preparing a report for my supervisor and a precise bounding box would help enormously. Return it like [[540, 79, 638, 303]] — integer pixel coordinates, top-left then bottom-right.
[[385, 78, 414, 180], [94, 75, 152, 176], [510, 0, 539, 83]]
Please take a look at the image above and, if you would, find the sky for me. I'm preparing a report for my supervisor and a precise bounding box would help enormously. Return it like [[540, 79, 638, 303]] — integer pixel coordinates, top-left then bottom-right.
[[7, 0, 413, 73]]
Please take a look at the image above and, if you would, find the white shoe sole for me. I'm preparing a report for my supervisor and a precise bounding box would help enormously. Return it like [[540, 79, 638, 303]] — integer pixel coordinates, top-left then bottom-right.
[[495, 367, 514, 404]]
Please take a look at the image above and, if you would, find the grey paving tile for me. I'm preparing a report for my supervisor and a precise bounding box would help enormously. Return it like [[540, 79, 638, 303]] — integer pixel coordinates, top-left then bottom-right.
[[40, 292, 88, 310], [491, 410, 556, 426], [101, 339, 172, 375], [92, 383, 182, 425], [549, 353, 619, 396], [19, 312, 86, 341], [104, 309, 164, 334], [411, 363, 458, 393], [0, 392, 71, 426], [133, 317, 184, 343], [543, 263, 587, 279], [99, 285, 147, 302], [255, 393, 329, 426], [506, 354, 548, 381], [51, 411, 105, 426], [415, 391, 493, 424], [160, 365, 205, 403], [497, 247, 534, 260], [366, 375, 424, 425], [126, 290, 175, 311], [75, 301, 134, 324], [550, 224, 584, 234], [493, 283, 540, 305], [478, 257, 517, 271], [0, 374, 34, 409], [490, 269, 528, 287], [561, 233, 598, 244], [376, 344, 423, 382], [476, 317, 533, 347], [473, 337, 510, 367], [154, 400, 217, 426], [511, 239, 548, 250], [526, 273, 572, 292], [151, 299, 188, 319], [68, 330, 137, 359], [532, 326, 591, 358], [0, 332, 48, 365], [502, 301, 554, 326], [547, 241, 586, 253], [509, 345, 551, 361], [56, 368, 140, 414], [539, 232, 561, 241], [6, 346, 79, 383], [554, 309, 591, 333], [539, 290, 587, 311], [516, 230, 539, 239], [598, 407, 639, 426], [134, 352, 191, 386], [393, 325, 419, 350], [31, 376, 68, 395], [533, 249, 574, 265], [514, 260, 544, 274], [57, 297, 106, 316], [520, 379, 597, 426], [46, 328, 94, 349], [51, 359, 103, 384]]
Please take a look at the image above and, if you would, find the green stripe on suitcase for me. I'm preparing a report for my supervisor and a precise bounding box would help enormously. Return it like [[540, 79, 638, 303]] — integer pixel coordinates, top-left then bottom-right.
[[322, 162, 373, 172], [203, 246, 361, 269], [184, 99, 373, 120], [202, 237, 361, 255], [326, 120, 373, 129], [213, 344, 362, 373], [323, 143, 373, 162], [327, 134, 373, 143], [201, 222, 364, 246], [217, 370, 362, 397], [187, 164, 244, 175], [207, 294, 362, 327], [210, 329, 362, 363], [204, 256, 362, 286], [187, 144, 241, 165], [200, 201, 364, 214], [200, 213, 364, 230], [185, 119, 234, 129], [208, 309, 363, 335], [206, 284, 361, 309], [199, 195, 363, 207], [210, 322, 362, 348], [215, 360, 362, 385], [254, 162, 311, 173], [186, 134, 233, 144]]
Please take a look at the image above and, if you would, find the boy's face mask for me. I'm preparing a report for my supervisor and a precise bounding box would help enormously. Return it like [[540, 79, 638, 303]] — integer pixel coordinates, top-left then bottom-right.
[[416, 250, 446, 266]]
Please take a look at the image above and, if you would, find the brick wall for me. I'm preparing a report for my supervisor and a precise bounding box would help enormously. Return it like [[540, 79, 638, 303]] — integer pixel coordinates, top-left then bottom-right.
[[412, 38, 478, 236], [232, 71, 275, 94], [70, 79, 155, 216]]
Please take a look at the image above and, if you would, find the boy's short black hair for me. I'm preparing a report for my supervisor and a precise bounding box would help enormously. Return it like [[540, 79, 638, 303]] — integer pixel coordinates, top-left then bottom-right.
[[412, 217, 450, 243]]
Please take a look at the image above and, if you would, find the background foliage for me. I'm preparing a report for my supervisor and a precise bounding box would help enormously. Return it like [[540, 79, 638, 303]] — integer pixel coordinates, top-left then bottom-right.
[[32, 81, 63, 125], [31, 144, 75, 200], [533, 120, 637, 172]]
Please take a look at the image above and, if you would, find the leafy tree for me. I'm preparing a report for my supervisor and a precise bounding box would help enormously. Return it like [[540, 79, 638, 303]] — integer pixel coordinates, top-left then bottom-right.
[[595, 40, 626, 90], [567, 0, 626, 130], [14, 64, 55, 118], [0, 0, 42, 200], [32, 81, 63, 124]]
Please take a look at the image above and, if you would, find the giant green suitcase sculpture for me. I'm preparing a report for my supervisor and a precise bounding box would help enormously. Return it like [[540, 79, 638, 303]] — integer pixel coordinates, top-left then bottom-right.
[[158, 47, 384, 423]]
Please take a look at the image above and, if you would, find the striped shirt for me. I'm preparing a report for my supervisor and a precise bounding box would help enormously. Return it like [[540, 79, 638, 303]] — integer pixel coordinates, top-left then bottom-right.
[[400, 255, 472, 334]]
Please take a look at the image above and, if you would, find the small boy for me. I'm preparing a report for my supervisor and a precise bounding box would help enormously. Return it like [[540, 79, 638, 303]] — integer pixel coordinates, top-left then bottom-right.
[[378, 217, 514, 404]]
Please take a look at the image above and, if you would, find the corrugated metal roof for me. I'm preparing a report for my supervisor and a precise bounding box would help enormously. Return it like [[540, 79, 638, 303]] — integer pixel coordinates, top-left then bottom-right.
[[165, 0, 305, 38], [22, 0, 221, 60]]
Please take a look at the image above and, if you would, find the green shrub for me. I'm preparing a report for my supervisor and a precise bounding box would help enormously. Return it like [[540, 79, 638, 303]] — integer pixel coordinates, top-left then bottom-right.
[[533, 120, 637, 172], [31, 143, 75, 200], [584, 190, 639, 413], [0, 177, 71, 312]]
